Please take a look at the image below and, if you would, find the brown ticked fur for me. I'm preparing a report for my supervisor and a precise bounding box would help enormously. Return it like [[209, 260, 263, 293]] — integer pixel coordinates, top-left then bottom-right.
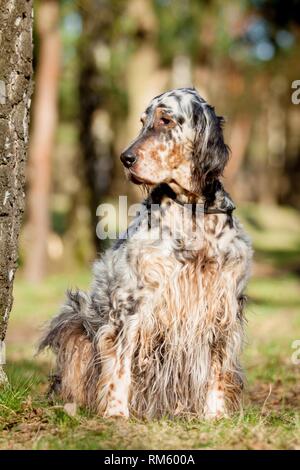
[[40, 88, 252, 420]]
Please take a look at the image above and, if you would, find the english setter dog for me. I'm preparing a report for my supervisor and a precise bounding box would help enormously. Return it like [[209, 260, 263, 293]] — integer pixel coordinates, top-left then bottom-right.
[[40, 88, 252, 419]]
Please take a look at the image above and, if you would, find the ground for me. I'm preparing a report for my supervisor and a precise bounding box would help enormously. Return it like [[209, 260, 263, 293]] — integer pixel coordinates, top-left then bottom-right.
[[0, 203, 300, 450]]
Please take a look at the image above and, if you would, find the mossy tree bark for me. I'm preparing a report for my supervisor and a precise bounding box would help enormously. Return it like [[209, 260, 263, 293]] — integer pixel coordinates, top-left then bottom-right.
[[0, 0, 33, 384]]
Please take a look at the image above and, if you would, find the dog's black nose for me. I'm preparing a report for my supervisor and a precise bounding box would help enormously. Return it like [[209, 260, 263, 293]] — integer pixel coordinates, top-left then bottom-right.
[[120, 151, 137, 168]]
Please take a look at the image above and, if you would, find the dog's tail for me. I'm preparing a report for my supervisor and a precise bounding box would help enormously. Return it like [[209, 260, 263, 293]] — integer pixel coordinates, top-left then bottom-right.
[[39, 289, 95, 405], [38, 289, 90, 353]]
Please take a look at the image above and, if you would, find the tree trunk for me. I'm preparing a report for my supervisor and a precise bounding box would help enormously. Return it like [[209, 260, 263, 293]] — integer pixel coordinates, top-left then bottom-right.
[[78, 0, 117, 253], [0, 0, 33, 384], [118, 0, 168, 203], [224, 115, 252, 199], [24, 0, 60, 282]]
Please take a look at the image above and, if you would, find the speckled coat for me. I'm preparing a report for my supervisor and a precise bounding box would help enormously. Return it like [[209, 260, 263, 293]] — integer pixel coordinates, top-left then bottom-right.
[[40, 88, 252, 419]]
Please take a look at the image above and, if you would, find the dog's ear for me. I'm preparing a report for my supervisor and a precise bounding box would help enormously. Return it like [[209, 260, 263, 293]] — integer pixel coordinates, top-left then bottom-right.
[[192, 101, 229, 194]]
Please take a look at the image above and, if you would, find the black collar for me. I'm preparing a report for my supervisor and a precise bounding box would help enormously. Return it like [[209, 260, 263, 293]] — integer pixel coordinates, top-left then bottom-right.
[[173, 197, 234, 215], [148, 183, 235, 216]]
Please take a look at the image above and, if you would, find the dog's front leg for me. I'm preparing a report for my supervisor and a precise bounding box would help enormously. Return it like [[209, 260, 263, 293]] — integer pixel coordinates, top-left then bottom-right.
[[204, 335, 244, 419], [204, 362, 227, 419], [96, 316, 139, 418], [204, 366, 243, 419]]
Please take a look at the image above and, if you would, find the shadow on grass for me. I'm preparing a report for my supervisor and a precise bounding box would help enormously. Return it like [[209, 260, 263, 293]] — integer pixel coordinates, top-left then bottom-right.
[[248, 296, 300, 308], [255, 247, 300, 275], [247, 378, 300, 413]]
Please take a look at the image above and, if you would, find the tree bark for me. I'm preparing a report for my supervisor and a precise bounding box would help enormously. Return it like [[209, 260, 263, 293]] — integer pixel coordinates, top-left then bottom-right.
[[24, 0, 60, 282], [0, 0, 33, 384]]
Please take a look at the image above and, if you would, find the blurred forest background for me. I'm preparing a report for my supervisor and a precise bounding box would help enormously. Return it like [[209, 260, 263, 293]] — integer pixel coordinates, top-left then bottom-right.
[[20, 0, 300, 281], [2, 0, 300, 450]]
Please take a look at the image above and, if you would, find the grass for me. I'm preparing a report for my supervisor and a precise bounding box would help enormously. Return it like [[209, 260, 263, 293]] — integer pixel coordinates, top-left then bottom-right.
[[0, 203, 300, 450]]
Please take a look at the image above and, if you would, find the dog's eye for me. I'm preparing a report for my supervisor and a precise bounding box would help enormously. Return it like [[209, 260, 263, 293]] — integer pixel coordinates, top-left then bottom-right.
[[159, 117, 172, 126]]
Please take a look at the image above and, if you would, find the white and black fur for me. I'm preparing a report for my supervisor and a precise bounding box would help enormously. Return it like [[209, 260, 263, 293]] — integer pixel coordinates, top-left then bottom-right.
[[40, 88, 252, 419]]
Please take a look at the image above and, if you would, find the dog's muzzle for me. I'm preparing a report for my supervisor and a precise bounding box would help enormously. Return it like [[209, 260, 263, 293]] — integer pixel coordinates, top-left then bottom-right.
[[120, 151, 137, 169]]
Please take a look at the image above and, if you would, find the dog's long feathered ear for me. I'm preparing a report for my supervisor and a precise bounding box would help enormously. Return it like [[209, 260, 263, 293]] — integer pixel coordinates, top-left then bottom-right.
[[192, 101, 230, 194]]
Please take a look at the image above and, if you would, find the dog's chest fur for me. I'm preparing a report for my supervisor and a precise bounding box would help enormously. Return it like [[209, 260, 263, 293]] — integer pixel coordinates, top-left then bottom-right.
[[124, 189, 249, 305], [91, 186, 251, 417]]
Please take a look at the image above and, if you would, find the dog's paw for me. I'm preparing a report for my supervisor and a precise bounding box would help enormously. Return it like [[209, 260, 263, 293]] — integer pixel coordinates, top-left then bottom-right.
[[204, 389, 228, 420], [203, 409, 228, 420], [104, 401, 129, 419]]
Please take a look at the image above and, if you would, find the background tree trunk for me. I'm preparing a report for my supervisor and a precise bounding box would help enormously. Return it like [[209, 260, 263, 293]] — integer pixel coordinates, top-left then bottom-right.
[[0, 0, 33, 384], [24, 0, 60, 282], [224, 115, 252, 199], [78, 0, 117, 253]]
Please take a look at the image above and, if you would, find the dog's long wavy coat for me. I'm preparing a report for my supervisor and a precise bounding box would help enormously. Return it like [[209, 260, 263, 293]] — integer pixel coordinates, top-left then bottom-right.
[[40, 88, 252, 419]]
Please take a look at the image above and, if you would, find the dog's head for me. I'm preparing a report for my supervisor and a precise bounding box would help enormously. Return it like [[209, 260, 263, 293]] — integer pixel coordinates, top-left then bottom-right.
[[120, 88, 229, 196]]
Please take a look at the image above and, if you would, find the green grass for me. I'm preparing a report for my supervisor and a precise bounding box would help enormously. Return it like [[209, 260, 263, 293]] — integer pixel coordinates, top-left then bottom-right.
[[0, 203, 300, 449]]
